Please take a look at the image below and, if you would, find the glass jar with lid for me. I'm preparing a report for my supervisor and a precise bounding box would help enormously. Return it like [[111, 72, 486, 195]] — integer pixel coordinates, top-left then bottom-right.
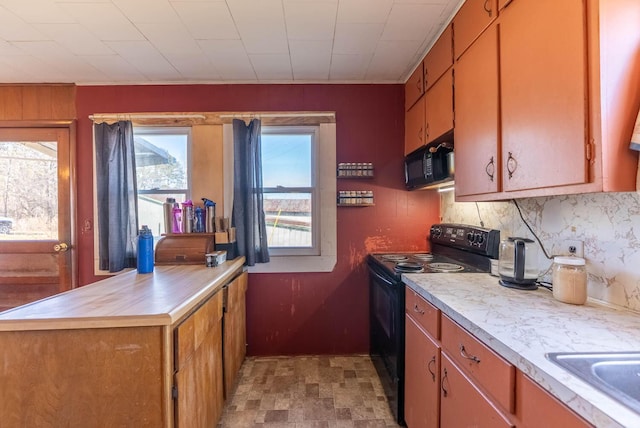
[[552, 256, 587, 305]]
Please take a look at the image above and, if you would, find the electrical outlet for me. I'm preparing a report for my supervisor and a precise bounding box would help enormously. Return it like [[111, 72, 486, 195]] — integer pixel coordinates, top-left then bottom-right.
[[564, 239, 584, 258]]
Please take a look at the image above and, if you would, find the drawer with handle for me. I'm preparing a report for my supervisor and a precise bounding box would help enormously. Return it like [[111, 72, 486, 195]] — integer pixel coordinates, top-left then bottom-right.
[[405, 288, 440, 339], [441, 314, 515, 413]]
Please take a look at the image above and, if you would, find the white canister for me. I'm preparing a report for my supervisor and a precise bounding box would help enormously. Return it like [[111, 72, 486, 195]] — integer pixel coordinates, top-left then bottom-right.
[[552, 256, 587, 305]]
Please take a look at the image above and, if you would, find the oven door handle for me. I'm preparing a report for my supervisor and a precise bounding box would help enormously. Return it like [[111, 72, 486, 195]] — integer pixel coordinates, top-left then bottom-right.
[[368, 265, 397, 287]]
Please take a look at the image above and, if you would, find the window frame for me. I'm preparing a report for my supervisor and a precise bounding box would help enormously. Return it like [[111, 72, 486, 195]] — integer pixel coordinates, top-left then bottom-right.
[[223, 122, 336, 273], [261, 125, 319, 256], [92, 125, 193, 276]]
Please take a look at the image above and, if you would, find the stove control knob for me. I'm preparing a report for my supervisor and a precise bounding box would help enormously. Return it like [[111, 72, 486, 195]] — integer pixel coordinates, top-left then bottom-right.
[[466, 232, 474, 243], [432, 227, 442, 238], [476, 233, 485, 244]]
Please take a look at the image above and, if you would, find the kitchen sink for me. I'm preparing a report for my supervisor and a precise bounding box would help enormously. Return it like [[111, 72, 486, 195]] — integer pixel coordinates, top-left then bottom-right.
[[546, 352, 640, 415]]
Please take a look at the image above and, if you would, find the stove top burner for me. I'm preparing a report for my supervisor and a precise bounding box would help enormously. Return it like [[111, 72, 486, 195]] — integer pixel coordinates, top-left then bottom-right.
[[412, 253, 434, 261], [426, 262, 464, 273], [394, 261, 424, 273], [381, 254, 409, 262]]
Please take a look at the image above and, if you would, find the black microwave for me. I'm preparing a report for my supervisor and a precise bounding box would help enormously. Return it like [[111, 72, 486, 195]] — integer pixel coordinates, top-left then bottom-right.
[[404, 142, 454, 190]]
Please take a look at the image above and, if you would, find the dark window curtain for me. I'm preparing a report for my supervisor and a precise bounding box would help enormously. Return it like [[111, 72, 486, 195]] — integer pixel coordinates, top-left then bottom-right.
[[94, 121, 139, 272], [232, 118, 270, 266]]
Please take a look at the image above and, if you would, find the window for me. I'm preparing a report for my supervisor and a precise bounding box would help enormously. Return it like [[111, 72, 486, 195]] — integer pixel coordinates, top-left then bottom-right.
[[224, 121, 336, 273], [133, 127, 191, 236], [261, 126, 318, 256]]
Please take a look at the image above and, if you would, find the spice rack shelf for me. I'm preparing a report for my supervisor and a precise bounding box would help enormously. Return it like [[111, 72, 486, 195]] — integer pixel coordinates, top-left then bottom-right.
[[337, 190, 374, 206], [337, 162, 374, 178]]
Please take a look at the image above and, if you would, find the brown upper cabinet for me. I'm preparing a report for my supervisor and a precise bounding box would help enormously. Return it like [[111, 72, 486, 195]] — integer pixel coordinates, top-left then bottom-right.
[[405, 61, 425, 111], [453, 24, 500, 197], [452, 0, 640, 201], [453, 0, 498, 60], [405, 96, 426, 155], [424, 25, 453, 90], [425, 69, 454, 144]]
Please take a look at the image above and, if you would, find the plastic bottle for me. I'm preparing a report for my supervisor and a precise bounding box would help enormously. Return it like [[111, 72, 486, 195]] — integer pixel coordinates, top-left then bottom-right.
[[202, 198, 216, 233], [194, 206, 205, 233], [172, 204, 183, 233], [182, 200, 194, 233], [137, 225, 154, 274], [163, 197, 175, 234]]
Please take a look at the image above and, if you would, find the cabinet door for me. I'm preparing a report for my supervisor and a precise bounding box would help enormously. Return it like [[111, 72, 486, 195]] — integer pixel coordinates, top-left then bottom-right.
[[500, 0, 588, 192], [224, 271, 248, 397], [425, 69, 453, 144], [454, 25, 500, 197], [440, 353, 514, 428], [405, 61, 424, 111], [515, 372, 592, 428], [175, 291, 224, 428], [405, 96, 426, 155], [425, 25, 453, 90], [405, 315, 440, 428], [453, 0, 497, 59]]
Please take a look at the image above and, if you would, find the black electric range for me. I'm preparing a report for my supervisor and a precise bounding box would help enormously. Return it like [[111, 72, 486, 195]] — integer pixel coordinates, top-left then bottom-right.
[[367, 223, 500, 425]]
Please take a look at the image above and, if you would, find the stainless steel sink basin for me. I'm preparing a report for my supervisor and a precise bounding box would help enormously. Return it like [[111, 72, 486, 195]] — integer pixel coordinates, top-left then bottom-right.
[[546, 352, 640, 415]]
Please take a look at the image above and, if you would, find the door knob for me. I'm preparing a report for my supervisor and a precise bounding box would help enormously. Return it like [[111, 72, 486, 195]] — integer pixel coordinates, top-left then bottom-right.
[[54, 242, 69, 252]]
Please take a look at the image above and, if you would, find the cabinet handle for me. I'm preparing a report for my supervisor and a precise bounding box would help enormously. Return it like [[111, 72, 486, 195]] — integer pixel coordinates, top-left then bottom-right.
[[418, 127, 423, 141], [506, 152, 517, 179], [413, 303, 425, 315], [426, 122, 430, 141], [459, 344, 481, 364], [427, 356, 436, 382], [485, 156, 495, 182], [483, 0, 492, 17], [441, 367, 449, 397], [416, 77, 422, 91]]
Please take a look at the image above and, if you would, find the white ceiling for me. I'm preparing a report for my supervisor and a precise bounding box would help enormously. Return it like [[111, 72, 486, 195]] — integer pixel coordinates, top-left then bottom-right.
[[0, 0, 463, 85]]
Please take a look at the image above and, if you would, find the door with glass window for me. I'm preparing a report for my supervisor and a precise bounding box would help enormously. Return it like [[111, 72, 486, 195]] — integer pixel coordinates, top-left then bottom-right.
[[0, 127, 73, 311]]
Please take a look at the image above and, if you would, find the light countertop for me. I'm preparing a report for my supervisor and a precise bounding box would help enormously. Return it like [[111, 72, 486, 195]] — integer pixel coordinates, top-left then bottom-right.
[[0, 257, 245, 331], [402, 272, 640, 428]]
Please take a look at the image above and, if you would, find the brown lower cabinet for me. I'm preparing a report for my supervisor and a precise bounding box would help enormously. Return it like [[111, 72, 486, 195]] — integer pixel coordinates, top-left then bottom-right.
[[174, 289, 225, 428], [223, 270, 248, 397], [404, 287, 594, 428], [0, 268, 247, 428], [404, 315, 440, 427]]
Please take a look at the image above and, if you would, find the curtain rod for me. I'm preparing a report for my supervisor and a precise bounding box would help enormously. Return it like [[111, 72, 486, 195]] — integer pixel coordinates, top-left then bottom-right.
[[89, 113, 206, 121], [218, 112, 335, 118]]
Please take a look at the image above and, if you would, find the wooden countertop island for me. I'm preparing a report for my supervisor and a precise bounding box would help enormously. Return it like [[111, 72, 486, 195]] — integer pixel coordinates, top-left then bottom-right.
[[0, 257, 247, 428]]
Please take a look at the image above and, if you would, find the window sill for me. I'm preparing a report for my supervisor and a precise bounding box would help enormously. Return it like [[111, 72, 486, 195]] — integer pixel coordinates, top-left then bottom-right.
[[247, 255, 336, 273]]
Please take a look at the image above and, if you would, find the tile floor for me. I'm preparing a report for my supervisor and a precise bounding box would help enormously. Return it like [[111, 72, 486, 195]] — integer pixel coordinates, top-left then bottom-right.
[[219, 355, 402, 427]]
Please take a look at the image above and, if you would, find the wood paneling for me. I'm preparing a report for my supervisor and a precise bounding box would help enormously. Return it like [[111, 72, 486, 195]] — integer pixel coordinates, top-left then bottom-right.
[[192, 125, 224, 215], [0, 326, 165, 427], [0, 85, 75, 120]]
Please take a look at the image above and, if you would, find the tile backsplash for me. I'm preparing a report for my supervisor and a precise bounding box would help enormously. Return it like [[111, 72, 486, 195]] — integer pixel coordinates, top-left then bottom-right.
[[440, 191, 640, 312]]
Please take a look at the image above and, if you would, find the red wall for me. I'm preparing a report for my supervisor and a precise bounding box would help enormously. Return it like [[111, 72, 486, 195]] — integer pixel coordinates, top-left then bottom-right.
[[75, 84, 440, 355]]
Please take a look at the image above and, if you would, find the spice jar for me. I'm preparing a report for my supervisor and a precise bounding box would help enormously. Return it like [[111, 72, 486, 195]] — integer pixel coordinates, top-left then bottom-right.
[[552, 256, 587, 305]]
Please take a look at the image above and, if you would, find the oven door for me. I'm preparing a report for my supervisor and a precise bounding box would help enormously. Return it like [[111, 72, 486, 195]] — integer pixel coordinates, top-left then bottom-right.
[[368, 260, 405, 425]]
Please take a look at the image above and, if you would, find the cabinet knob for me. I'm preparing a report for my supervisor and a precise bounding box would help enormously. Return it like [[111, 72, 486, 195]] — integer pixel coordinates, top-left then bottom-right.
[[441, 367, 449, 397], [427, 356, 437, 382], [460, 344, 481, 364], [413, 304, 425, 315], [484, 0, 492, 17], [485, 156, 495, 182], [506, 152, 518, 179]]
